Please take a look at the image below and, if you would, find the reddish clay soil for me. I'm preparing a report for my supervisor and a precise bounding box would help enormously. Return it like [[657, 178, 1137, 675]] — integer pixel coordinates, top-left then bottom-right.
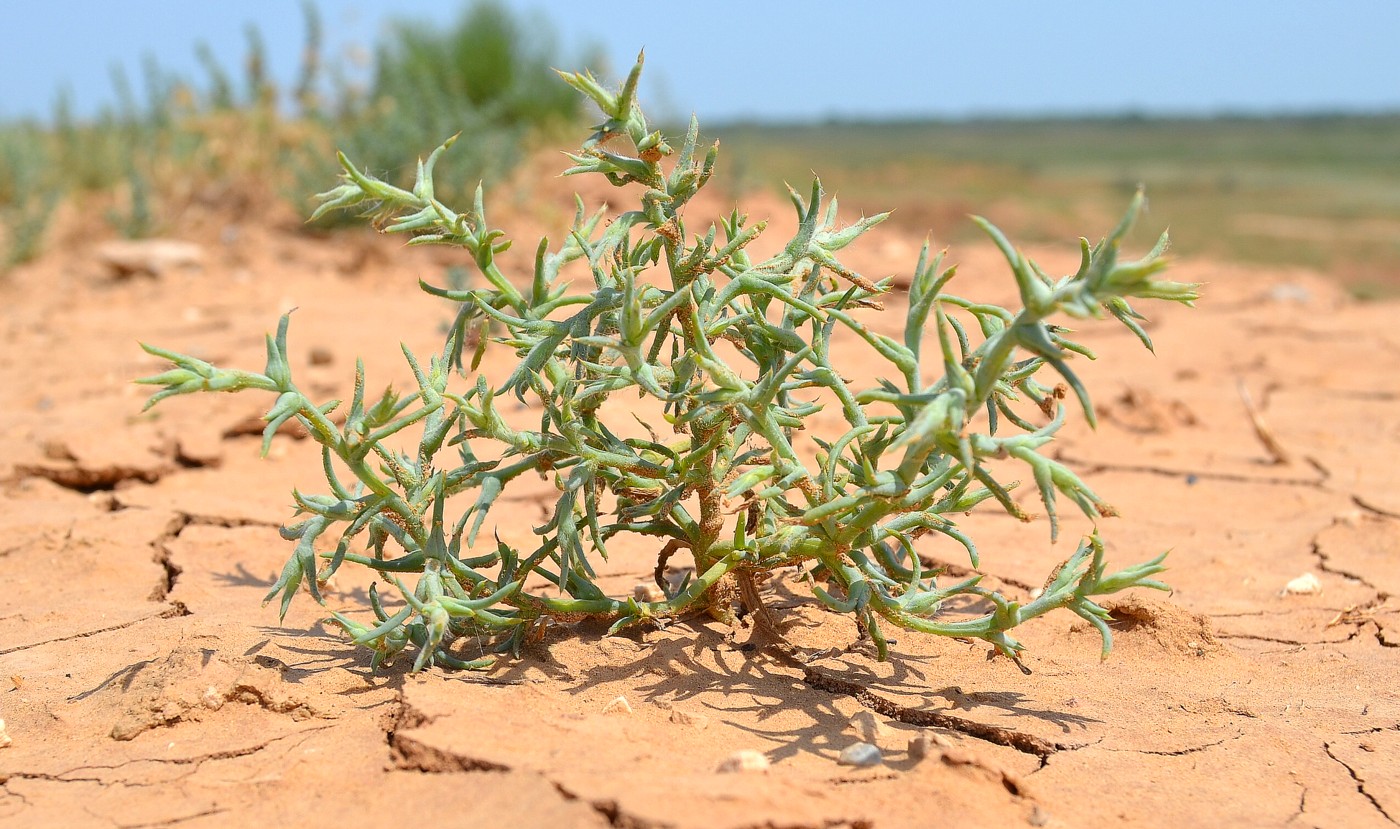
[[1, 179, 1398, 828]]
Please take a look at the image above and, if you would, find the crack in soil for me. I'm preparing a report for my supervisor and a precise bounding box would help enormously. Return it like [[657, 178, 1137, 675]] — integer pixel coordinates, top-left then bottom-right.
[[801, 667, 1070, 762], [383, 692, 509, 774], [0, 607, 187, 656], [1310, 535, 1387, 595], [91, 727, 332, 776], [1354, 496, 1400, 520], [1102, 731, 1244, 757], [0, 779, 33, 807], [1323, 741, 1398, 825], [387, 695, 872, 829], [170, 440, 220, 472], [12, 463, 166, 493], [178, 512, 285, 530], [149, 515, 191, 603], [1217, 633, 1315, 647], [1287, 786, 1308, 824], [4, 727, 332, 796], [382, 696, 660, 828], [118, 806, 229, 829], [110, 499, 285, 530], [559, 788, 662, 829], [131, 505, 284, 607]]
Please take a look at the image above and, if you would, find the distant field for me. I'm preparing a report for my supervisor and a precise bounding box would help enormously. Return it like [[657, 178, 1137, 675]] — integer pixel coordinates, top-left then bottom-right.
[[709, 116, 1400, 296]]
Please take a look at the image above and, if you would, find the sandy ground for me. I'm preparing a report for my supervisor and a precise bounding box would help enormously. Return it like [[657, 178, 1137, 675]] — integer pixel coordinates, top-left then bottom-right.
[[1, 183, 1397, 828]]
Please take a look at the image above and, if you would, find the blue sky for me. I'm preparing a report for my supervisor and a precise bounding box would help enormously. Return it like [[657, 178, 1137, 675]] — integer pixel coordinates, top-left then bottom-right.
[[3, 1, 1398, 122]]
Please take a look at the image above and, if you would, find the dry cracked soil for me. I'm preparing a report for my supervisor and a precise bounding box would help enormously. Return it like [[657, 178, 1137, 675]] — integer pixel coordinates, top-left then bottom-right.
[[1, 182, 1398, 829]]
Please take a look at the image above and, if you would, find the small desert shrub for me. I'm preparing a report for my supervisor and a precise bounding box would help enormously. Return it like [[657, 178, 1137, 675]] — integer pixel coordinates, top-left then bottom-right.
[[140, 56, 1198, 672]]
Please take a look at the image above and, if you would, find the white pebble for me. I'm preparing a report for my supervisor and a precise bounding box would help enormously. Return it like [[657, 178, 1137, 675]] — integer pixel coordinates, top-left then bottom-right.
[[1283, 573, 1321, 595], [838, 742, 884, 767], [202, 686, 224, 711], [1267, 283, 1311, 304], [602, 695, 632, 715], [0, 718, 11, 748], [716, 749, 770, 773]]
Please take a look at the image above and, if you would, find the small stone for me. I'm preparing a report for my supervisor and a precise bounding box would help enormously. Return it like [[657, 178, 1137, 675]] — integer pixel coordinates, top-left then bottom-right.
[[908, 734, 935, 761], [838, 742, 883, 767], [309, 346, 334, 366], [97, 239, 204, 278], [848, 710, 890, 743], [202, 686, 224, 711], [669, 707, 710, 730], [0, 718, 11, 748], [716, 749, 769, 773], [908, 733, 952, 761], [110, 720, 142, 741], [602, 695, 632, 715], [1267, 283, 1311, 305], [1283, 573, 1321, 595], [632, 582, 664, 603]]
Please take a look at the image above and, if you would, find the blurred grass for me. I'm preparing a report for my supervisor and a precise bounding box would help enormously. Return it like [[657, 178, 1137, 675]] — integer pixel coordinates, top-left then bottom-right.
[[296, 1, 591, 228], [711, 116, 1400, 297], [0, 1, 587, 269], [3, 2, 1395, 297]]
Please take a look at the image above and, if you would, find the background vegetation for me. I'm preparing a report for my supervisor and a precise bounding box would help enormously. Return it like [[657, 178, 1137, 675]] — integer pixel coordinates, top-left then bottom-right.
[[714, 116, 1400, 297], [1, 1, 1396, 297], [0, 1, 585, 265]]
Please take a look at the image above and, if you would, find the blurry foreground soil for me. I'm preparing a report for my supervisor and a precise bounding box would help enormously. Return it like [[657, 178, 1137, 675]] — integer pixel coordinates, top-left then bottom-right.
[[1, 180, 1398, 828]]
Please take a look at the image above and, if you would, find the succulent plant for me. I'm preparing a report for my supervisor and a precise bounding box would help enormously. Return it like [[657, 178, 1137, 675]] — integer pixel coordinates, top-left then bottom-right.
[[140, 54, 1198, 672]]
